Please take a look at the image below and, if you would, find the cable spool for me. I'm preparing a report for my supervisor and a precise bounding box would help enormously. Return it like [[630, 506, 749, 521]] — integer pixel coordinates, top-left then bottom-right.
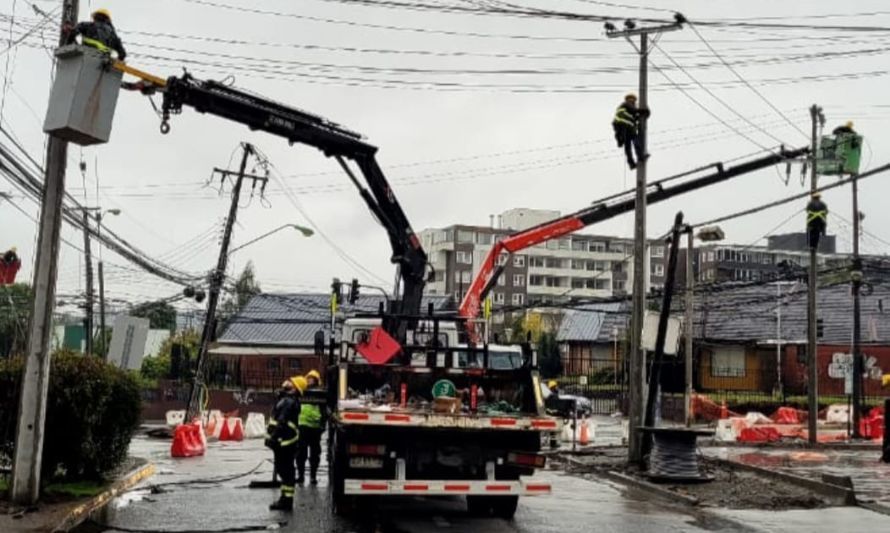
[[642, 427, 714, 483]]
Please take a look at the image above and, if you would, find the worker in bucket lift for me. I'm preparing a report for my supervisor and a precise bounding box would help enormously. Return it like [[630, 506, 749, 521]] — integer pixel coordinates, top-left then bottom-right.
[[833, 121, 856, 135], [265, 376, 306, 511], [296, 369, 327, 486], [806, 191, 828, 250], [64, 9, 126, 61], [612, 93, 649, 170]]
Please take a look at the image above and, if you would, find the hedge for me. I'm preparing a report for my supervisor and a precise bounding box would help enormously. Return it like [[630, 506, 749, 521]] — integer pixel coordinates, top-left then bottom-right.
[[0, 351, 142, 483]]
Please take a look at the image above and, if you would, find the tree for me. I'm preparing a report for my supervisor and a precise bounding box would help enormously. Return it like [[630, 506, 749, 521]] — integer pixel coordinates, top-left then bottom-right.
[[508, 312, 563, 378], [219, 262, 261, 324], [141, 329, 201, 381], [130, 300, 177, 331], [0, 283, 32, 357]]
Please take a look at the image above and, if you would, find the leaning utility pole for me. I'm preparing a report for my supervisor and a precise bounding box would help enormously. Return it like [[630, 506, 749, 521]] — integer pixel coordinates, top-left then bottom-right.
[[12, 0, 79, 505], [684, 228, 694, 427], [851, 171, 864, 438], [807, 104, 824, 445], [81, 209, 94, 355], [186, 143, 266, 420], [606, 14, 684, 464]]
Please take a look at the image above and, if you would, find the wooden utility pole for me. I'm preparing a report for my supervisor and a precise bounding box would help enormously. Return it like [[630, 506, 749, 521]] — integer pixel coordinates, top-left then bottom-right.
[[807, 104, 824, 445], [606, 16, 683, 465], [82, 209, 94, 355], [684, 229, 694, 427], [186, 143, 267, 420], [12, 0, 79, 505]]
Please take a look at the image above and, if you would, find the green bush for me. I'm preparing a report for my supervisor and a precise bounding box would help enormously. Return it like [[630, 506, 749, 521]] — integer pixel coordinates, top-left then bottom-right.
[[0, 351, 142, 483]]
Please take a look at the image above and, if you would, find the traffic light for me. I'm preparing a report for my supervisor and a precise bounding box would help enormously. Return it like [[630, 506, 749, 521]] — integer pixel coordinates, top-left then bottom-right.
[[349, 278, 360, 304], [331, 278, 343, 304]]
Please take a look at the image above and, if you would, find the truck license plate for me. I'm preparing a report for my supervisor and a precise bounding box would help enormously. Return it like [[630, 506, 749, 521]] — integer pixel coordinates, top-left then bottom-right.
[[349, 457, 384, 469]]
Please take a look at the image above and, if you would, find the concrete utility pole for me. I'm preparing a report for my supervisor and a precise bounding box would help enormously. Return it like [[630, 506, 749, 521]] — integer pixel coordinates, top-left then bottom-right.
[[851, 171, 864, 438], [807, 104, 824, 445], [186, 143, 266, 420], [81, 209, 94, 355], [12, 0, 79, 505], [95, 208, 120, 358], [684, 229, 694, 427], [606, 15, 684, 464]]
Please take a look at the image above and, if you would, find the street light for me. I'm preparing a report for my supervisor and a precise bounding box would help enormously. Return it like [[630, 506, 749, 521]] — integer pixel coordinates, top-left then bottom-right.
[[684, 224, 725, 426], [94, 208, 121, 358], [227, 223, 313, 256]]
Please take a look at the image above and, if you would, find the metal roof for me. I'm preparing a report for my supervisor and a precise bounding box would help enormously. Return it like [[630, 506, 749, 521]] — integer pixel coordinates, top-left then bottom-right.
[[217, 293, 450, 347], [556, 302, 627, 343]]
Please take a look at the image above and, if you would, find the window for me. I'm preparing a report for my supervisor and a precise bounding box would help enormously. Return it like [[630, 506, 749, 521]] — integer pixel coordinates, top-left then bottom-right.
[[613, 280, 626, 291], [558, 239, 570, 250], [571, 278, 585, 289], [544, 257, 561, 269], [652, 246, 665, 258], [588, 279, 609, 290], [456, 251, 472, 264], [267, 358, 281, 371], [454, 271, 471, 283], [512, 274, 525, 286], [529, 275, 544, 286], [454, 291, 463, 301], [546, 240, 559, 250], [495, 292, 505, 304], [707, 251, 715, 262], [571, 259, 586, 270], [434, 230, 453, 244], [571, 240, 588, 252], [512, 293, 525, 305], [497, 275, 506, 286], [477, 232, 492, 245], [763, 254, 772, 265], [528, 256, 545, 268], [288, 358, 303, 371], [711, 346, 746, 377], [513, 255, 526, 267], [652, 264, 664, 277], [612, 261, 624, 273], [457, 230, 475, 243], [594, 261, 606, 272], [497, 254, 508, 266], [610, 243, 624, 254], [590, 241, 606, 253]]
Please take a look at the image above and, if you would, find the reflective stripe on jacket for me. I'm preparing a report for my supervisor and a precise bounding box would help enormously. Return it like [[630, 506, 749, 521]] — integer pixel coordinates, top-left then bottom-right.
[[299, 404, 323, 429]]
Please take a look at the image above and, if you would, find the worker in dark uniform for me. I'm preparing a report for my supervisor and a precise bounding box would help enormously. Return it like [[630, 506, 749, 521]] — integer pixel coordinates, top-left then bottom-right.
[[266, 376, 306, 511], [296, 370, 327, 485], [612, 93, 649, 170], [1, 247, 20, 285], [806, 192, 828, 249], [64, 8, 126, 61]]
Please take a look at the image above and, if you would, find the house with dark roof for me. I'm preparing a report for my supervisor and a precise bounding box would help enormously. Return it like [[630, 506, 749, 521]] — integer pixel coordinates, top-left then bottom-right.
[[210, 292, 450, 389], [555, 302, 628, 376], [553, 280, 890, 397]]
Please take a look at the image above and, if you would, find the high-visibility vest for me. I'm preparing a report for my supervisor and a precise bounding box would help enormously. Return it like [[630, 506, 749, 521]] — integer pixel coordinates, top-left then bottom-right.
[[82, 37, 110, 53], [299, 404, 323, 429]]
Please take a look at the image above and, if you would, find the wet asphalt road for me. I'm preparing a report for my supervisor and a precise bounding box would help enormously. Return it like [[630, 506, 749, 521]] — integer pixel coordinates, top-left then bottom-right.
[[90, 435, 890, 533]]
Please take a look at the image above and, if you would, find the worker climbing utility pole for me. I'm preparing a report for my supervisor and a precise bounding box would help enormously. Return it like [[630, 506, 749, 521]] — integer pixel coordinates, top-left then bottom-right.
[[12, 0, 79, 505], [186, 143, 267, 420], [605, 13, 684, 465], [807, 104, 825, 445]]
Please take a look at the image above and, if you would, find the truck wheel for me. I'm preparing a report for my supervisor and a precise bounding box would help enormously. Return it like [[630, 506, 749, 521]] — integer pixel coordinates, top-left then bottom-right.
[[466, 495, 490, 516], [490, 496, 519, 519], [329, 429, 355, 516]]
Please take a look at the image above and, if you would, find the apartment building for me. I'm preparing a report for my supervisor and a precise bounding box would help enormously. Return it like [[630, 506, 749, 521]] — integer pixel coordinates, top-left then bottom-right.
[[419, 208, 666, 327]]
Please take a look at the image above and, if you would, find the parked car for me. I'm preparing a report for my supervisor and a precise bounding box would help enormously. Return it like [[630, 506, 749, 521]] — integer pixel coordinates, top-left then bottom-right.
[[540, 383, 592, 419]]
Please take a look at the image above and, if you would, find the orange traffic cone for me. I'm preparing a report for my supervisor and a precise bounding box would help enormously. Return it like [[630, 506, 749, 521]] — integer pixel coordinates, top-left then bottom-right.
[[579, 419, 590, 446], [218, 416, 232, 441], [719, 400, 729, 420], [229, 418, 244, 441], [205, 416, 218, 438]]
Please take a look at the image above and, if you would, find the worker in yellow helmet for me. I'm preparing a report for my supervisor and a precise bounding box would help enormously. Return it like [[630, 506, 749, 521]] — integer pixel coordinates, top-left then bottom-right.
[[833, 121, 856, 135], [265, 376, 306, 511], [296, 369, 327, 485], [611, 93, 650, 170], [64, 8, 127, 61]]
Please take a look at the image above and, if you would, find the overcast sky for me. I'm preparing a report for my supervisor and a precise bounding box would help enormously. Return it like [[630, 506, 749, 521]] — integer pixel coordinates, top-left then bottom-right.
[[2, 0, 889, 314]]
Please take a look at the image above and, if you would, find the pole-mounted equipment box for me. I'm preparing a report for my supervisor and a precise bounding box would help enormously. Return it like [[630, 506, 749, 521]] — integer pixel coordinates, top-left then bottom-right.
[[42, 45, 122, 146]]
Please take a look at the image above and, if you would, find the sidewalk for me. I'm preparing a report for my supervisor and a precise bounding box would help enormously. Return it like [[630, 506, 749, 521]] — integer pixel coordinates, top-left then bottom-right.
[[705, 446, 890, 510]]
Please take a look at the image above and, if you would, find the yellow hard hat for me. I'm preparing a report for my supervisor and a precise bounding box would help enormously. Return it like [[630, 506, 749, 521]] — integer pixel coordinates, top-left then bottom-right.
[[811, 191, 822, 199], [290, 375, 308, 394], [92, 8, 112, 21], [845, 121, 854, 129], [547, 380, 558, 389], [625, 93, 637, 101], [882, 373, 890, 388], [306, 369, 321, 383], [8, 246, 15, 253]]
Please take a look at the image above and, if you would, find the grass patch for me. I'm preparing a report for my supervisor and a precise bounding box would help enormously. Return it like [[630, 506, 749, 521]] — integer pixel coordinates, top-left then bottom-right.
[[44, 480, 106, 499]]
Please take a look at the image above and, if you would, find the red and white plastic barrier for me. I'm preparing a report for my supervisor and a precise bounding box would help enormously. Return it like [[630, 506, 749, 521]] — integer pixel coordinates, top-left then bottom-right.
[[171, 422, 206, 458], [244, 413, 267, 439], [219, 416, 244, 441]]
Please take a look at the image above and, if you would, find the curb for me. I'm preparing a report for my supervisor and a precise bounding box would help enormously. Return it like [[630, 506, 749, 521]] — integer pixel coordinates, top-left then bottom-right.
[[860, 502, 890, 517], [52, 461, 156, 532], [597, 470, 701, 507], [709, 457, 856, 506]]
